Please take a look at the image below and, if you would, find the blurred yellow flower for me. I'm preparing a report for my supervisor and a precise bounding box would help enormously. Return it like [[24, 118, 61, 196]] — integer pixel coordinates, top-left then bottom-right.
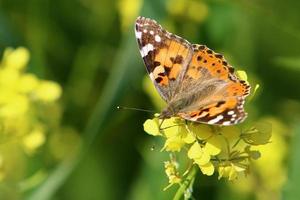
[[22, 128, 46, 155], [167, 0, 208, 23], [0, 47, 66, 186], [18, 74, 39, 93], [218, 163, 246, 181], [1, 47, 29, 70], [33, 81, 62, 102], [0, 94, 29, 117], [164, 160, 181, 185], [118, 0, 142, 31]]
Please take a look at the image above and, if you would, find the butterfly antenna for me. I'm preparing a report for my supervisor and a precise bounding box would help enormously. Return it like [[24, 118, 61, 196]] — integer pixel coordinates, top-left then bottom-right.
[[117, 106, 155, 113]]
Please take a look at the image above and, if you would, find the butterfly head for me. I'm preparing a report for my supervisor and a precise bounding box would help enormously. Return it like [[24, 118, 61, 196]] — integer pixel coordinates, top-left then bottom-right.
[[159, 107, 175, 119]]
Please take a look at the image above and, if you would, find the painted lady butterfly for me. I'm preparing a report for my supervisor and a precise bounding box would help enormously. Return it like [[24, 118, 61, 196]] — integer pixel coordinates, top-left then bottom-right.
[[135, 16, 250, 126]]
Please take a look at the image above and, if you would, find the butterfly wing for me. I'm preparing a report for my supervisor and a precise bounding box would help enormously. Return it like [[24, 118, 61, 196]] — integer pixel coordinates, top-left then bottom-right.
[[175, 44, 251, 125], [135, 16, 193, 102]]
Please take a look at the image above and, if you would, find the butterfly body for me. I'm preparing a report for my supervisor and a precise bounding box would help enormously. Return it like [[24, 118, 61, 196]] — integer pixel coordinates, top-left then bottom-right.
[[135, 16, 250, 126]]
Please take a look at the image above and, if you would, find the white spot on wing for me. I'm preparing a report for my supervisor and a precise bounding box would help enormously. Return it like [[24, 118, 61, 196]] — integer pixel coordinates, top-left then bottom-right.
[[143, 29, 148, 33], [227, 111, 235, 115], [222, 121, 231, 126], [150, 30, 154, 35], [140, 43, 154, 57], [155, 35, 161, 42], [207, 115, 224, 124], [135, 31, 142, 39], [149, 73, 155, 81]]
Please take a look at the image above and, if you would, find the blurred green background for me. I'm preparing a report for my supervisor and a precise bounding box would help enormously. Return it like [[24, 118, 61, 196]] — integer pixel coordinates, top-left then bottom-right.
[[0, 0, 300, 199]]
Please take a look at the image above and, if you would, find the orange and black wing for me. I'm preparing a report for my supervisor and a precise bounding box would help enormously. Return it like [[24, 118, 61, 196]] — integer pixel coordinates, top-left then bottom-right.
[[135, 16, 193, 102]]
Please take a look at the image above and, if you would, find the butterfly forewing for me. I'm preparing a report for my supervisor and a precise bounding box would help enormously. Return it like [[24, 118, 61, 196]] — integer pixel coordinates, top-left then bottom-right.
[[135, 16, 193, 101]]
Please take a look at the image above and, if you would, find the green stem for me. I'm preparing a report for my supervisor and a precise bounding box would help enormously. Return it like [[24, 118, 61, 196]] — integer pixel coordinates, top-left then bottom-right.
[[173, 165, 198, 200]]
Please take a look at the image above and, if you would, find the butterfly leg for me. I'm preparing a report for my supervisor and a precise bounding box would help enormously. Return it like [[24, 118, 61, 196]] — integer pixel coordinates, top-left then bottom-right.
[[158, 118, 165, 131]]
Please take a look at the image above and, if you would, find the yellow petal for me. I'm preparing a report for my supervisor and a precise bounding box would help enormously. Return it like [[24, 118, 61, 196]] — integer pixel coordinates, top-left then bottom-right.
[[233, 164, 246, 172], [179, 124, 195, 143], [218, 166, 225, 179], [236, 70, 248, 82], [161, 117, 181, 138], [194, 151, 210, 165], [228, 166, 238, 180], [183, 131, 196, 144], [164, 137, 185, 152], [188, 123, 213, 140], [143, 119, 161, 136], [34, 81, 62, 102], [0, 95, 29, 117], [2, 47, 30, 70], [204, 135, 223, 156], [188, 142, 202, 159], [18, 74, 39, 93], [22, 129, 46, 154], [199, 162, 214, 176], [218, 166, 231, 179]]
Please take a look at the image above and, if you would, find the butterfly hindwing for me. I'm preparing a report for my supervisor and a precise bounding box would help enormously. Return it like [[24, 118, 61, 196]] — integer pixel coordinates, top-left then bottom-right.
[[135, 16, 193, 101], [176, 45, 250, 125]]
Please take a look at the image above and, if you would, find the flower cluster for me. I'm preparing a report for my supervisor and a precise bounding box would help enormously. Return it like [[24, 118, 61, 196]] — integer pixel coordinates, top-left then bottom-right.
[[144, 117, 271, 185], [0, 47, 62, 182]]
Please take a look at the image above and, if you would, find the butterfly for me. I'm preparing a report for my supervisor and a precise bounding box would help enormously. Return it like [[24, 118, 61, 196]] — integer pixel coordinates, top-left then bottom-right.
[[135, 16, 250, 126]]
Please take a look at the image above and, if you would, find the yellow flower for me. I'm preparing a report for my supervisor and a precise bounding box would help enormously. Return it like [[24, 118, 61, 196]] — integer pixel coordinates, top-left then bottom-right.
[[22, 128, 46, 155], [0, 94, 29, 117], [33, 81, 62, 102], [200, 162, 214, 176], [17, 74, 39, 94], [188, 142, 211, 166], [204, 135, 223, 156], [161, 117, 185, 138], [164, 160, 181, 184], [161, 118, 190, 152], [118, 0, 142, 31], [1, 47, 30, 70], [218, 163, 246, 181], [164, 136, 186, 152]]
